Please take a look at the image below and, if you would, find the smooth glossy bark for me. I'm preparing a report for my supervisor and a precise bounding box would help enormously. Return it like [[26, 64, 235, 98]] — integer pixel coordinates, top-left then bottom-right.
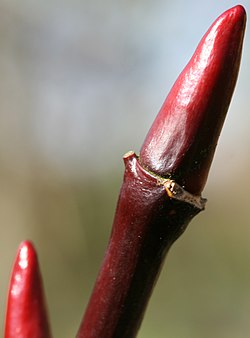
[[77, 152, 205, 338]]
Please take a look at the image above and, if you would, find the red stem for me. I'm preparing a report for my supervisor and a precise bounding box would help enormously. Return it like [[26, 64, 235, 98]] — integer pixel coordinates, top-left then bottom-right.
[[77, 6, 246, 338], [77, 152, 203, 338], [4, 241, 52, 338]]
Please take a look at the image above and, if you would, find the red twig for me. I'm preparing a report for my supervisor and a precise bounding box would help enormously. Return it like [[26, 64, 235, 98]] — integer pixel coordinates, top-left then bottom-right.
[[77, 5, 246, 338]]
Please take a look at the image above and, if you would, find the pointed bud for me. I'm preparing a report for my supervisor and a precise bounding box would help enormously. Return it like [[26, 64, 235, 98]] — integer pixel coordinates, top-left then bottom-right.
[[140, 5, 246, 194], [4, 241, 52, 338]]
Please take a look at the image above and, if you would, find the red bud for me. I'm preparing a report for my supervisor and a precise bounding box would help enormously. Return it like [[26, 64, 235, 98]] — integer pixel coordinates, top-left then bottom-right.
[[140, 5, 246, 194], [4, 241, 52, 338]]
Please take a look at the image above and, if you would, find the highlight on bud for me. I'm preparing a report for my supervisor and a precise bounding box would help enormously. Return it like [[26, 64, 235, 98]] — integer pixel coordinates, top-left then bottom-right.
[[4, 241, 52, 338], [140, 5, 246, 195]]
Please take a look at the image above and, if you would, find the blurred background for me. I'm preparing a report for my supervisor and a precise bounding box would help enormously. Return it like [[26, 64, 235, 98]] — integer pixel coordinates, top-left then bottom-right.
[[0, 0, 249, 337]]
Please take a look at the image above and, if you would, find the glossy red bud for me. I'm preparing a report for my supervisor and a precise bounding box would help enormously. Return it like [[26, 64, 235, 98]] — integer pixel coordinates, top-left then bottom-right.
[[140, 5, 246, 195], [4, 241, 52, 338]]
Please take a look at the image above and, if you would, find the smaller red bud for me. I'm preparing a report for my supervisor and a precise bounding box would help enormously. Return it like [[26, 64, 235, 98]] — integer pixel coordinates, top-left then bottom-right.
[[4, 241, 52, 338]]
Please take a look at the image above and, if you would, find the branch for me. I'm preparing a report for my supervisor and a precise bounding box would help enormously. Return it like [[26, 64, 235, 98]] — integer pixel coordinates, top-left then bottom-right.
[[77, 5, 246, 338]]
